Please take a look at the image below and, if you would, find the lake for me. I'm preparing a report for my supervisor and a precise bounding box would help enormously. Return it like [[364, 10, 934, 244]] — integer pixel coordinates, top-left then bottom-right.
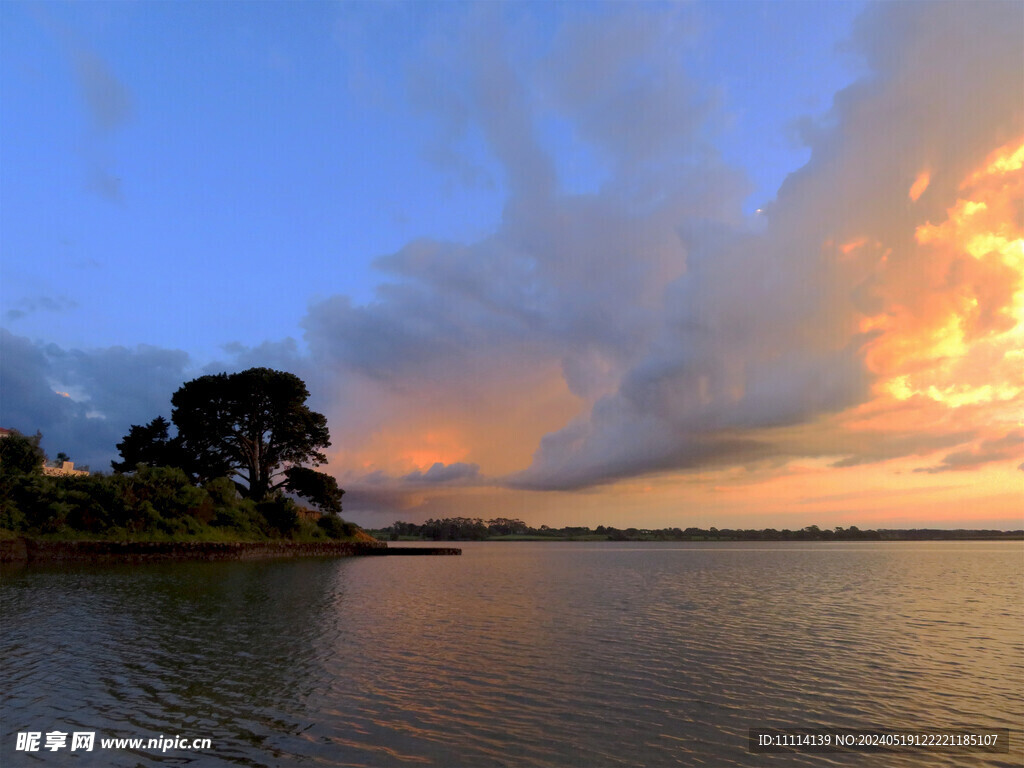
[[1, 541, 1021, 767]]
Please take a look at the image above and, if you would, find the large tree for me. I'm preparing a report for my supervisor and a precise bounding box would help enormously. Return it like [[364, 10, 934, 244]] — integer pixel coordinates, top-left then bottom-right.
[[112, 416, 180, 473], [0, 429, 46, 475], [170, 368, 342, 511], [112, 414, 224, 482]]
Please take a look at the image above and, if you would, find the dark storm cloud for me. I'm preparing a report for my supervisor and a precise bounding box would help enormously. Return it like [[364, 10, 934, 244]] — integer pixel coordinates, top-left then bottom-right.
[[0, 329, 190, 470]]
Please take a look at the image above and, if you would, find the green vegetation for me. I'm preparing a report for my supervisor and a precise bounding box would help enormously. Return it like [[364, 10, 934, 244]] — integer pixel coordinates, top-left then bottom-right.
[[0, 369, 358, 543], [0, 429, 46, 475], [372, 518, 1023, 542], [0, 463, 358, 543], [114, 368, 343, 513]]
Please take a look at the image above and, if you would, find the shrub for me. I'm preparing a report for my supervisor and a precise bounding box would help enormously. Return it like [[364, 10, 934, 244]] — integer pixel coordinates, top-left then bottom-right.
[[211, 499, 262, 538], [205, 477, 240, 507], [317, 514, 356, 539], [128, 465, 207, 519], [0, 430, 46, 475], [63, 475, 126, 533], [0, 497, 26, 532], [256, 495, 299, 537]]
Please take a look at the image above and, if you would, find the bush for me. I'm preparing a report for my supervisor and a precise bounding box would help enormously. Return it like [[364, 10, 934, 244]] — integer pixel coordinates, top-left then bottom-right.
[[0, 460, 348, 542], [0, 430, 46, 475], [133, 500, 163, 532], [12, 475, 59, 531], [317, 514, 356, 539], [0, 497, 26, 531], [256, 495, 299, 537], [205, 477, 240, 507], [64, 475, 127, 533], [128, 465, 207, 519], [40, 501, 71, 533], [158, 514, 205, 537], [211, 499, 262, 538]]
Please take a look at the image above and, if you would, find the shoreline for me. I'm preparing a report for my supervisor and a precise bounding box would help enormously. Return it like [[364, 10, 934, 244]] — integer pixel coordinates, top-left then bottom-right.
[[0, 537, 461, 565], [380, 534, 1024, 543]]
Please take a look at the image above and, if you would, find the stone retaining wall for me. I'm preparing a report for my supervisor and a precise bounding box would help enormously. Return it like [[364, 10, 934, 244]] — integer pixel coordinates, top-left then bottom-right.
[[0, 538, 392, 564]]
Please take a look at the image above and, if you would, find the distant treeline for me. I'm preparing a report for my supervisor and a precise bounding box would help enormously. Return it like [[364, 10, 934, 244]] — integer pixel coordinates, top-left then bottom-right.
[[375, 518, 1024, 542]]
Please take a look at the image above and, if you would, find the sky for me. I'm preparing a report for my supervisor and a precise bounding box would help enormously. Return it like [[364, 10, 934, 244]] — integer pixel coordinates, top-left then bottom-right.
[[1, 1, 1022, 530]]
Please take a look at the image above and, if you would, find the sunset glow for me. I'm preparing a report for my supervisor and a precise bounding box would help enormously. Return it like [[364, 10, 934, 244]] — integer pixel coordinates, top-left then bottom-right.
[[908, 170, 931, 202], [2, 2, 1021, 529], [865, 139, 1024, 417], [5, 8, 1023, 768]]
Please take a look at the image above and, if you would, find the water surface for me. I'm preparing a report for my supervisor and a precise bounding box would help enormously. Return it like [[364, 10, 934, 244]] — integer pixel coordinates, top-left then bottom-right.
[[2, 542, 1021, 766]]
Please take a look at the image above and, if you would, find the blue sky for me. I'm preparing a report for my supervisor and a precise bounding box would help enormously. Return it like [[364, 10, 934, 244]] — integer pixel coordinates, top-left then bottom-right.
[[3, 1, 1021, 529], [2, 1, 863, 360]]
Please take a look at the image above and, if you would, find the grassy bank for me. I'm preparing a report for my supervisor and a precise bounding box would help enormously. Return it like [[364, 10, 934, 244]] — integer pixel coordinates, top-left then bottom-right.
[[0, 524, 379, 546], [0, 535, 389, 565], [1, 465, 369, 545]]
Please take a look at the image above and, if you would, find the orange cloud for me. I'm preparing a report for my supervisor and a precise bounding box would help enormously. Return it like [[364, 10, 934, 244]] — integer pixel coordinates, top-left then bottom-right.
[[310, 5, 1023, 528], [908, 169, 931, 201], [327, 362, 582, 481], [861, 138, 1024, 416]]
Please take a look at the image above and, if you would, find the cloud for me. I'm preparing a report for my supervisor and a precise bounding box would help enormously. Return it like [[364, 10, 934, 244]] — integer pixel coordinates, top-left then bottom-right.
[[70, 46, 132, 132], [30, 5, 133, 200], [541, 6, 714, 186], [292, 1, 1024, 502], [914, 431, 1024, 474], [400, 462, 482, 485], [88, 167, 123, 202], [297, 6, 742, 494], [512, 1, 1023, 490], [5, 3, 1021, 520], [828, 432, 977, 469], [0, 329, 191, 470], [4, 296, 78, 323], [405, 5, 555, 200]]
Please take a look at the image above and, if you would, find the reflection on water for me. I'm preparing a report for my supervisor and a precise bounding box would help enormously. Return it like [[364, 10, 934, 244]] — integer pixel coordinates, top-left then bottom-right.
[[2, 542, 1022, 767]]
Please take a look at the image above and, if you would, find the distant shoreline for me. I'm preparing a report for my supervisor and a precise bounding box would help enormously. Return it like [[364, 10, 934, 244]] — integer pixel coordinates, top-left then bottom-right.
[[374, 518, 1024, 543], [0, 537, 461, 565], [375, 531, 1024, 543]]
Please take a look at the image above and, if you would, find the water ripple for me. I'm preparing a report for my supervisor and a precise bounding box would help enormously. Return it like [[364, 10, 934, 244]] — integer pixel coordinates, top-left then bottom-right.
[[2, 543, 1022, 767]]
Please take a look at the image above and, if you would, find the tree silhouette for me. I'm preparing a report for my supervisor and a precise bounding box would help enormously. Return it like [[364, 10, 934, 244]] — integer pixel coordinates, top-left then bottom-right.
[[114, 417, 171, 471], [0, 430, 46, 475], [171, 368, 341, 511]]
